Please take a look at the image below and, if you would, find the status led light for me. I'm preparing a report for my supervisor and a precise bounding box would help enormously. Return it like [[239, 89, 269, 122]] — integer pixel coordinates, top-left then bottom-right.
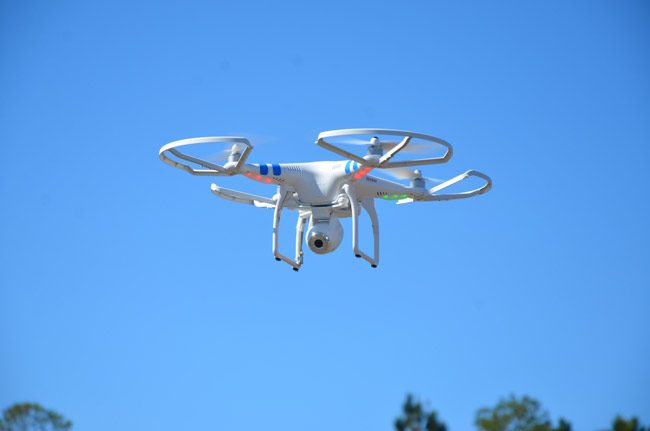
[[381, 194, 410, 200], [353, 166, 373, 180], [244, 172, 274, 184]]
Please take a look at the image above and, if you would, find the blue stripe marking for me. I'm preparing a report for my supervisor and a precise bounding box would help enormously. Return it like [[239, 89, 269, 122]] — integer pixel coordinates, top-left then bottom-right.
[[259, 164, 269, 175], [352, 161, 359, 171], [272, 163, 281, 176], [345, 160, 351, 174]]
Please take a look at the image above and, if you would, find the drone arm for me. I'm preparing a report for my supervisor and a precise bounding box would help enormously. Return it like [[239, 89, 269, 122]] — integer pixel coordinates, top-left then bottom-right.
[[210, 184, 275, 208], [272, 188, 303, 271], [343, 184, 379, 268]]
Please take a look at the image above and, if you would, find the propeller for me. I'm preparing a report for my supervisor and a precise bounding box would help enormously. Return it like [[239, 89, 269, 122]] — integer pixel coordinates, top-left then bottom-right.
[[181, 134, 266, 166], [383, 167, 444, 187], [202, 143, 246, 164], [339, 136, 439, 154], [228, 132, 276, 146]]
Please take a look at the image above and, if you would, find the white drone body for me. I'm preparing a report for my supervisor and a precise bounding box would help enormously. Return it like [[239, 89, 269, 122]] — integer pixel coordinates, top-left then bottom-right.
[[159, 128, 492, 271]]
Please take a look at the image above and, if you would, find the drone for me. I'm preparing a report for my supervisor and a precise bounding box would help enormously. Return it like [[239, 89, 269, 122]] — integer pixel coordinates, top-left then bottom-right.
[[159, 128, 491, 271]]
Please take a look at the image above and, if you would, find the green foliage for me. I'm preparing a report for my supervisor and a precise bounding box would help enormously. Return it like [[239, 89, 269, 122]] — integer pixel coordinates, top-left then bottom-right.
[[474, 395, 570, 431], [555, 419, 572, 431], [611, 416, 647, 431], [394, 393, 447, 431], [0, 403, 72, 431]]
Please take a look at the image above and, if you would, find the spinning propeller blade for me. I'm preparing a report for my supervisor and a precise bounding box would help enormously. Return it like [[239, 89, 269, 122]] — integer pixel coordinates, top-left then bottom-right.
[[202, 143, 245, 163], [338, 137, 436, 154], [384, 167, 444, 186], [228, 132, 276, 146], [383, 166, 417, 179]]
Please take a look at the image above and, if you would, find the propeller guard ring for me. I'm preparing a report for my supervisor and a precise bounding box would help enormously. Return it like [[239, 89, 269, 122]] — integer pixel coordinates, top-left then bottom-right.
[[316, 128, 453, 168], [159, 136, 252, 176]]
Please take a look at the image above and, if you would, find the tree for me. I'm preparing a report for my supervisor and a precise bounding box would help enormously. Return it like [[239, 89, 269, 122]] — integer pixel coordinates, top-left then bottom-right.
[[395, 393, 447, 431], [474, 395, 571, 431], [0, 403, 72, 431], [611, 416, 648, 431]]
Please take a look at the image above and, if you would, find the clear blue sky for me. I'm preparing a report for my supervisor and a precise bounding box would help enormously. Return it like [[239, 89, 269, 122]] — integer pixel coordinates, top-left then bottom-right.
[[1, 1, 648, 430]]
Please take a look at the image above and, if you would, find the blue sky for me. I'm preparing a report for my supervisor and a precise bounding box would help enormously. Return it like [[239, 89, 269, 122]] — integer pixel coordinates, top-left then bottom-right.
[[1, 1, 648, 430]]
